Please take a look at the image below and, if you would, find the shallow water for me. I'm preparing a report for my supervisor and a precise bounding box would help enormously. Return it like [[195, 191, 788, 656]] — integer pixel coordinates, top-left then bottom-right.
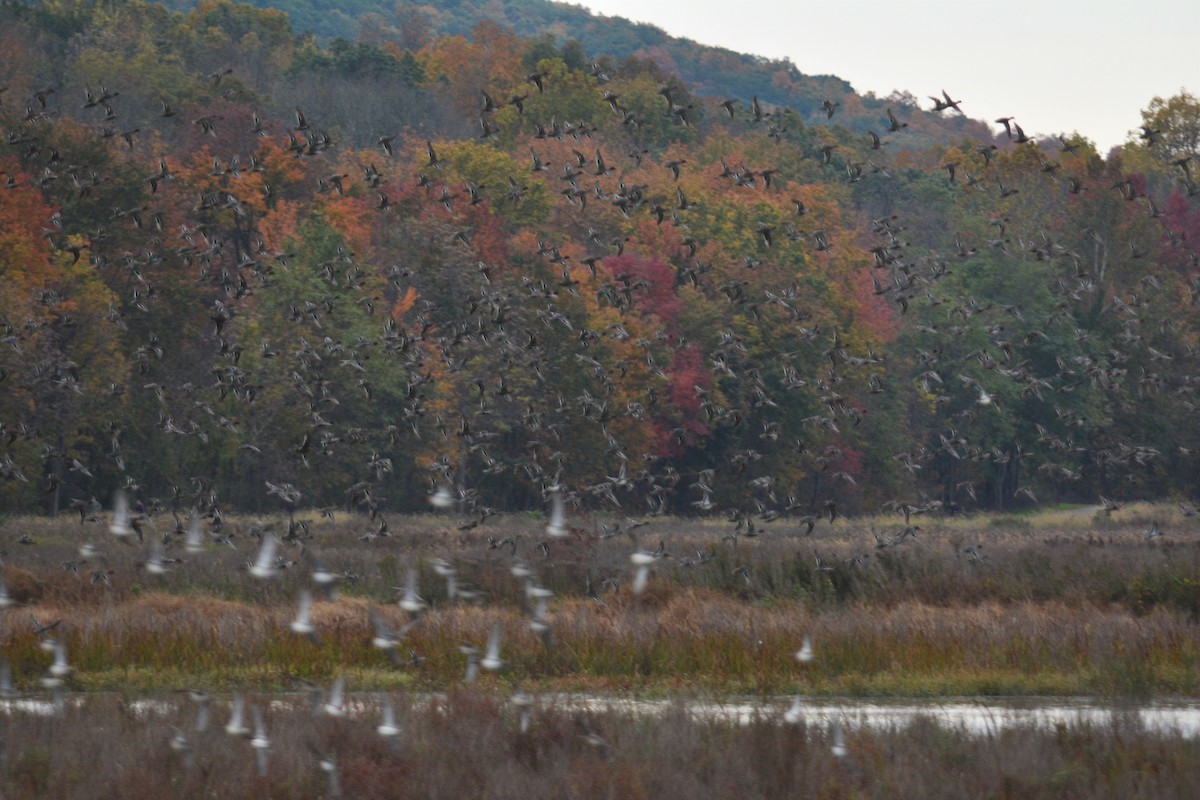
[[5, 693, 1198, 736], [558, 695, 1200, 736]]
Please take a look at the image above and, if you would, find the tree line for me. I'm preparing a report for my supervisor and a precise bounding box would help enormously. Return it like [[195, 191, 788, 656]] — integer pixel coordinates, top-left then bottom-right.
[[1, 0, 1198, 523]]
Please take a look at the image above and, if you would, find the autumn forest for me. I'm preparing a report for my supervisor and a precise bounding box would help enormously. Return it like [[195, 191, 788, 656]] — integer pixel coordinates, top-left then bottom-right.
[[3, 2, 1200, 797], [1, 0, 1199, 526]]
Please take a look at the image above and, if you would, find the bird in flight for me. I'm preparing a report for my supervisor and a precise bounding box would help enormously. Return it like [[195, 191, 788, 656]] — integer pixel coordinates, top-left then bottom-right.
[[929, 89, 963, 113]]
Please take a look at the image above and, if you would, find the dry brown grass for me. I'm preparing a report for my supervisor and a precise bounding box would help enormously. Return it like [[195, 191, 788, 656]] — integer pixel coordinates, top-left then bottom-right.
[[0, 587, 1194, 697], [0, 691, 1197, 800], [0, 509, 1196, 696], [0, 507, 1194, 797]]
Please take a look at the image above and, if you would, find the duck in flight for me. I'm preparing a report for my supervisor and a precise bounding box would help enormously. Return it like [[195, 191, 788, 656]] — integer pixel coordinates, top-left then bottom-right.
[[930, 89, 963, 114]]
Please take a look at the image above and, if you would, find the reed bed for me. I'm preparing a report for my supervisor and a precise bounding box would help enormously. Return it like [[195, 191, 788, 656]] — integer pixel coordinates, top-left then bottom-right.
[[0, 508, 1197, 696], [0, 590, 1195, 697]]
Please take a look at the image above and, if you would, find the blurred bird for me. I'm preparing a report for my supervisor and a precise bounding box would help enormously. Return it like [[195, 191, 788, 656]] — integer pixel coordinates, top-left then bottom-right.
[[322, 675, 347, 717], [831, 721, 849, 758], [0, 660, 17, 700], [428, 483, 455, 510], [460, 644, 480, 683], [795, 635, 814, 663], [629, 537, 661, 596], [481, 625, 505, 672], [249, 535, 279, 579], [42, 639, 72, 688], [512, 687, 534, 733], [377, 696, 402, 746], [289, 589, 319, 643], [930, 89, 963, 113], [546, 486, 568, 538], [0, 572, 13, 609], [370, 607, 416, 666], [398, 568, 427, 613], [784, 695, 804, 725], [170, 726, 195, 770], [184, 512, 205, 555], [250, 705, 270, 776], [304, 548, 339, 597], [184, 688, 210, 732], [575, 715, 611, 760], [109, 489, 132, 538], [309, 744, 341, 798], [225, 693, 250, 738]]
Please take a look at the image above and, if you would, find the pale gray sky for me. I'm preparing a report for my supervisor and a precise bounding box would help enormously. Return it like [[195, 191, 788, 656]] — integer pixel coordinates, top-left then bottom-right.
[[580, 0, 1199, 153]]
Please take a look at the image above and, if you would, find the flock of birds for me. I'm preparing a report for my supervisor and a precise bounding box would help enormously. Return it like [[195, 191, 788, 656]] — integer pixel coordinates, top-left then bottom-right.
[[0, 485, 840, 787], [1, 19, 1198, 791], [2, 54, 1196, 525]]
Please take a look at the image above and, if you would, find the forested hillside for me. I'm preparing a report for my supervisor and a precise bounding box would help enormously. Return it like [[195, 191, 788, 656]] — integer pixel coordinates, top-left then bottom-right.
[[156, 0, 988, 139], [1, 0, 1198, 524]]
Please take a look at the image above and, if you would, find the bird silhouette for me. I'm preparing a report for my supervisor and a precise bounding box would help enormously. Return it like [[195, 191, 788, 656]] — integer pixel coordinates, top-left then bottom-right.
[[930, 89, 963, 113]]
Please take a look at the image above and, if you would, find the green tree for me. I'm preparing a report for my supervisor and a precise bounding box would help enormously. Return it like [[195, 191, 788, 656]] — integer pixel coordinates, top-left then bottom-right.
[[1136, 90, 1200, 167]]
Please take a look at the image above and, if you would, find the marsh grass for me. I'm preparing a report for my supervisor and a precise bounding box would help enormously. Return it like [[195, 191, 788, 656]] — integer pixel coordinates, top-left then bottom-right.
[[5, 506, 1198, 609], [0, 589, 1195, 697], [0, 509, 1197, 696]]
